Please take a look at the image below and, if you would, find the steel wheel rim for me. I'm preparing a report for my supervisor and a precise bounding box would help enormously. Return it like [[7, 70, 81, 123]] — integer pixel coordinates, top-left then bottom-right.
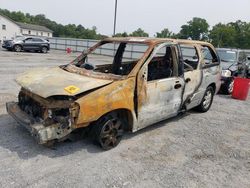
[[228, 80, 234, 93], [100, 118, 123, 149], [203, 90, 212, 109]]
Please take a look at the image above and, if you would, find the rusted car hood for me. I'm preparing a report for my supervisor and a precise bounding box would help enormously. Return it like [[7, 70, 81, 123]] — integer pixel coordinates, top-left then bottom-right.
[[16, 67, 113, 98]]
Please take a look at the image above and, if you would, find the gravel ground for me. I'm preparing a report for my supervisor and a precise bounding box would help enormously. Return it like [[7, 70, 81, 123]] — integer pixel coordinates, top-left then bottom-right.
[[0, 49, 250, 188]]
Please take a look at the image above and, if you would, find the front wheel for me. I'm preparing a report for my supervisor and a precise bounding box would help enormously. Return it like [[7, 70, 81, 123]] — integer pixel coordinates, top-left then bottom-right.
[[221, 79, 234, 95], [14, 45, 22, 52], [247, 70, 250, 79], [92, 113, 124, 150], [195, 86, 214, 113]]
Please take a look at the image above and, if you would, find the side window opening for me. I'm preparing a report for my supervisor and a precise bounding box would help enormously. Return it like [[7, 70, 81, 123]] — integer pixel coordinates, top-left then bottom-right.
[[32, 38, 42, 42], [180, 45, 199, 71], [147, 46, 176, 81], [25, 38, 33, 42], [201, 45, 218, 64]]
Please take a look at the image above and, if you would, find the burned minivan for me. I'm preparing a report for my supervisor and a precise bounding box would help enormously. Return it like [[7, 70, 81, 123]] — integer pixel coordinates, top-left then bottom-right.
[[6, 37, 221, 150]]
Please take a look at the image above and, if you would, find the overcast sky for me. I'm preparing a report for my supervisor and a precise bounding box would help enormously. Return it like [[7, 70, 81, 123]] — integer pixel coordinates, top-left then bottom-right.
[[1, 0, 250, 36]]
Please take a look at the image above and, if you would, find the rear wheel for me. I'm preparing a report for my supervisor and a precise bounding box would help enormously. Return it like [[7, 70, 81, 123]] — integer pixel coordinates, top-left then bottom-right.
[[227, 79, 234, 94], [14, 45, 22, 52], [195, 86, 214, 112], [92, 113, 124, 150], [41, 46, 48, 53]]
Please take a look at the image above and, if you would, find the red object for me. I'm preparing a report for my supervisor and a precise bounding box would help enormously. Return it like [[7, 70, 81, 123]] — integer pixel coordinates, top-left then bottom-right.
[[66, 48, 72, 54], [232, 77, 250, 100]]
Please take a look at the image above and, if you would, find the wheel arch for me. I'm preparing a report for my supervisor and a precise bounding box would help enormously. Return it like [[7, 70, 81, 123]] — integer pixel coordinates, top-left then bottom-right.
[[40, 45, 48, 51], [194, 83, 215, 112], [207, 82, 216, 93], [13, 44, 23, 50], [92, 108, 135, 132], [41, 45, 48, 49]]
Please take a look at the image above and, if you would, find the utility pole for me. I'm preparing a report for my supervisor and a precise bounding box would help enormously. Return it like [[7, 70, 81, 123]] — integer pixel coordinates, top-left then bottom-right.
[[113, 0, 118, 36]]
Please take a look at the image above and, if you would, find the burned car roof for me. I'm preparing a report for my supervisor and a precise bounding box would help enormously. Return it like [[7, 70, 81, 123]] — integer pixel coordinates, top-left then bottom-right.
[[103, 37, 213, 47]]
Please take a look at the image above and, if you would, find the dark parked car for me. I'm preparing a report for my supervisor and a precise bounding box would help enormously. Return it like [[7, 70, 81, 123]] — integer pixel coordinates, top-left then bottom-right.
[[217, 48, 249, 94], [2, 36, 50, 53]]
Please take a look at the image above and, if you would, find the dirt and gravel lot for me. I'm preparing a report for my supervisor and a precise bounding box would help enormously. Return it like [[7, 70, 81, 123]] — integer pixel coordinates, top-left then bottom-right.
[[0, 49, 249, 188]]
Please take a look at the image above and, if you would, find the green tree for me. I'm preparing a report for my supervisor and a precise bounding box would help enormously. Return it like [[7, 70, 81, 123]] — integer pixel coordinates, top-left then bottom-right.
[[114, 32, 129, 37], [229, 20, 250, 49], [130, 28, 149, 37], [0, 8, 102, 39], [209, 23, 237, 48], [179, 17, 209, 40], [156, 28, 174, 38], [209, 21, 250, 48]]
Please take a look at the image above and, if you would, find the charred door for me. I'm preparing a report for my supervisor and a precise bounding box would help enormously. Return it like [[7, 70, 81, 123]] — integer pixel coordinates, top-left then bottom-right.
[[136, 43, 184, 130]]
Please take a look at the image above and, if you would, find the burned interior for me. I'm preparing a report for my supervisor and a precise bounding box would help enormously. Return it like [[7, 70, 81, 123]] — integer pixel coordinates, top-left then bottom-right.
[[181, 45, 199, 71], [147, 46, 179, 81], [69, 41, 149, 76]]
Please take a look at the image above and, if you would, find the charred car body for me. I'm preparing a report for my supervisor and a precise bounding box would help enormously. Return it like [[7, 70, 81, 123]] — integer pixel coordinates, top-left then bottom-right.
[[217, 48, 250, 94], [6, 37, 221, 150]]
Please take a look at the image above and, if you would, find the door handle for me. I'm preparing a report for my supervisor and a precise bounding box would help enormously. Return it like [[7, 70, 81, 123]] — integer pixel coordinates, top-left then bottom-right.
[[185, 78, 191, 83], [174, 83, 182, 89]]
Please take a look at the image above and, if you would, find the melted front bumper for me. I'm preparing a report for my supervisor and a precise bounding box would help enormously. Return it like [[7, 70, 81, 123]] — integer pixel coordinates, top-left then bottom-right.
[[6, 102, 72, 144]]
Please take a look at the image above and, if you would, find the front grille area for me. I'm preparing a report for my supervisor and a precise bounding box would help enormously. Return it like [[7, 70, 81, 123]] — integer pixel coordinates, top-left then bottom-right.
[[18, 91, 46, 120], [3, 40, 12, 47]]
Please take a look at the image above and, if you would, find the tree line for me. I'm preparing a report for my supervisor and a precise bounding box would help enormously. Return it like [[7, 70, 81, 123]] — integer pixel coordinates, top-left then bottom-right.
[[116, 18, 250, 49], [0, 8, 105, 39], [1, 8, 250, 49]]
